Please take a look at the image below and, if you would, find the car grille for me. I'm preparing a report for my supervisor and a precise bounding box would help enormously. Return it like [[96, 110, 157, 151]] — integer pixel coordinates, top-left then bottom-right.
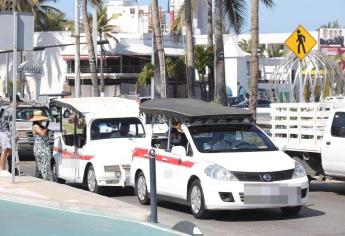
[[232, 169, 295, 182]]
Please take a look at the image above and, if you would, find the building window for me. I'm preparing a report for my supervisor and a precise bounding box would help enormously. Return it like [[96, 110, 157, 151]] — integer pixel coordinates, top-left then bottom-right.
[[130, 8, 135, 14]]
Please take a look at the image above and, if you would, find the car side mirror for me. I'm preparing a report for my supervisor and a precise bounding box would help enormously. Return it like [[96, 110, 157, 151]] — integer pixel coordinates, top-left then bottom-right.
[[171, 146, 187, 157]]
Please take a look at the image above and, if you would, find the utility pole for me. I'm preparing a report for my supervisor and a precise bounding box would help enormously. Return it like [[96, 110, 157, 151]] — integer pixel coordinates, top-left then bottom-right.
[[93, 6, 98, 95], [11, 0, 17, 184], [74, 0, 81, 97]]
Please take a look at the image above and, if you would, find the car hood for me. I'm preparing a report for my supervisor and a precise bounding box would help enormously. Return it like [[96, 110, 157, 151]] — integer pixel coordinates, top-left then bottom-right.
[[200, 151, 295, 172]]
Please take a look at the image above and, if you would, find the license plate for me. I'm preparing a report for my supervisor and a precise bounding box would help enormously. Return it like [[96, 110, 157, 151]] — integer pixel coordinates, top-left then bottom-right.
[[244, 183, 301, 205]]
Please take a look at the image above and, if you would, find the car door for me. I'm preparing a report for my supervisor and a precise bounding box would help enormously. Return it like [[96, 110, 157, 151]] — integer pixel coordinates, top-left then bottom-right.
[[157, 133, 194, 199], [56, 115, 81, 181], [322, 112, 345, 176]]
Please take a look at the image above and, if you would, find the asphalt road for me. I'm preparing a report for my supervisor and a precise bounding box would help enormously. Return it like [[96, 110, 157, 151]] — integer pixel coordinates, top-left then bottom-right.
[[19, 160, 345, 236]]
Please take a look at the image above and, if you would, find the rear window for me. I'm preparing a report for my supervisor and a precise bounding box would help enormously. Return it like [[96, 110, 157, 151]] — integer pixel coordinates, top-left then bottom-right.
[[91, 118, 145, 140], [2, 106, 53, 122]]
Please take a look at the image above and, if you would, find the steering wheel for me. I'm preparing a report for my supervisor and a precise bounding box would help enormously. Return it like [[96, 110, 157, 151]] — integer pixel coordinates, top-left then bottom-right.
[[233, 141, 252, 148]]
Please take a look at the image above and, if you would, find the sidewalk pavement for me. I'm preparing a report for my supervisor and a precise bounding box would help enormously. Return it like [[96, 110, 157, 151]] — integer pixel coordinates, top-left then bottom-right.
[[0, 172, 151, 222]]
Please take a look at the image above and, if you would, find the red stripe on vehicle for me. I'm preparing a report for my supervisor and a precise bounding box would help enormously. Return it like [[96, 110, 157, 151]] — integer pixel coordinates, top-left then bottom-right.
[[133, 148, 194, 168], [53, 146, 94, 161]]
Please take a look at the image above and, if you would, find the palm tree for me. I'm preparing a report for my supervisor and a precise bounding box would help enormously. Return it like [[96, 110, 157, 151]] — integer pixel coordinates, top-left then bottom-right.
[[151, 0, 166, 98], [206, 0, 214, 101], [185, 0, 195, 98], [267, 44, 287, 58], [195, 45, 213, 100], [81, 0, 101, 97], [0, 0, 64, 31], [238, 38, 265, 55], [248, 0, 274, 120], [214, 0, 246, 105], [97, 2, 117, 94]]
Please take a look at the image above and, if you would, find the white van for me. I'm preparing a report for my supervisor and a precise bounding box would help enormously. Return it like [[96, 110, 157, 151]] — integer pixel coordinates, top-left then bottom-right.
[[52, 97, 149, 193], [131, 99, 309, 218]]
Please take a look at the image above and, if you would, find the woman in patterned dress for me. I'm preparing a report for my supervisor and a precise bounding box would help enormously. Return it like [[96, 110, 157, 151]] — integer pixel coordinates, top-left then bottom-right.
[[30, 110, 53, 181]]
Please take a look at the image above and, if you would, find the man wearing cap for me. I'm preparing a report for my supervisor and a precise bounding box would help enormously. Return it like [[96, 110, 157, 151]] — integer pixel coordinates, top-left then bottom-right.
[[0, 95, 22, 174]]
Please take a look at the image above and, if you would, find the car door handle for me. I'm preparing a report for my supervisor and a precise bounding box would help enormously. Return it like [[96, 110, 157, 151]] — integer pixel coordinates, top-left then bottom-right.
[[162, 157, 168, 162], [326, 141, 331, 145]]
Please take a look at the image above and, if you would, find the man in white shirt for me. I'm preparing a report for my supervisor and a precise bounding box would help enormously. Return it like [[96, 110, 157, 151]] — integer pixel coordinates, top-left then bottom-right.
[[0, 95, 22, 173]]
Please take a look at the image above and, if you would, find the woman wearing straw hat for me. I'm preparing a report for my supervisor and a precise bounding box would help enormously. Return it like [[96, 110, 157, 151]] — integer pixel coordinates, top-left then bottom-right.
[[30, 110, 53, 181]]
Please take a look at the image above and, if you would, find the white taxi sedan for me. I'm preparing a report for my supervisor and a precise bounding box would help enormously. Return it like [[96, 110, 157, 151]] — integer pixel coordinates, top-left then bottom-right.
[[130, 99, 309, 219]]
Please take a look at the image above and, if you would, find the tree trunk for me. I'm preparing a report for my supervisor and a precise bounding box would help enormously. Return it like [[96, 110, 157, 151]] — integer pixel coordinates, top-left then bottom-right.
[[207, 0, 213, 47], [173, 79, 178, 98], [214, 0, 227, 105], [207, 0, 214, 101], [249, 0, 259, 121], [100, 31, 105, 95], [151, 0, 166, 98], [82, 0, 99, 97], [185, 0, 195, 98]]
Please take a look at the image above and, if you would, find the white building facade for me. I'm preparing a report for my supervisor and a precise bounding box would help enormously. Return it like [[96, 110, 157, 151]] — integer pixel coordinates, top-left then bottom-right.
[[105, 0, 150, 34], [0, 25, 320, 101]]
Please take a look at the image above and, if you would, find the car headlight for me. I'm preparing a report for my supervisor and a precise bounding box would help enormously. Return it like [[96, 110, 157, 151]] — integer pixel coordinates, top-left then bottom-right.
[[204, 164, 238, 181], [292, 161, 306, 179], [104, 165, 120, 172]]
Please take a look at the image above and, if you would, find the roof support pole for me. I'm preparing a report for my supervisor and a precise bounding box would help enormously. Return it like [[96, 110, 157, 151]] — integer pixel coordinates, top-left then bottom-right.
[[167, 118, 172, 151]]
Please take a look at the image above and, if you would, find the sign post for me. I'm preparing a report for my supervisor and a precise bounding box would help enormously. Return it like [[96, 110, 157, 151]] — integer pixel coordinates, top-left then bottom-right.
[[285, 25, 317, 61], [0, 4, 34, 183]]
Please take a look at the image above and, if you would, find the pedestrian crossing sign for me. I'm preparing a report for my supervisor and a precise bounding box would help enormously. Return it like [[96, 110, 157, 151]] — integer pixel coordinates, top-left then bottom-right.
[[285, 25, 317, 61]]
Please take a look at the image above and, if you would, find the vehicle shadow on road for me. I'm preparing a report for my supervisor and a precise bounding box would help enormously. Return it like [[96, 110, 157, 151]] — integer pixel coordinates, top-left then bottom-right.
[[156, 201, 324, 222], [212, 206, 325, 222], [309, 182, 345, 195], [100, 187, 135, 197]]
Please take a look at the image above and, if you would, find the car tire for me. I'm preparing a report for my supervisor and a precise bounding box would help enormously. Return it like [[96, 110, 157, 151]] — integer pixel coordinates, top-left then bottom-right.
[[280, 206, 302, 216], [51, 160, 65, 184], [189, 179, 208, 219], [63, 109, 70, 119], [135, 172, 150, 205], [86, 165, 101, 194]]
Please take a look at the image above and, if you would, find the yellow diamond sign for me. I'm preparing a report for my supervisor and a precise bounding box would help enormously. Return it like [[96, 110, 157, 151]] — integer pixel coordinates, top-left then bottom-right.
[[285, 25, 317, 61]]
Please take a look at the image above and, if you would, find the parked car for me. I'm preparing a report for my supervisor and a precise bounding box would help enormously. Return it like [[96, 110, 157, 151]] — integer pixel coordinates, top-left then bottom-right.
[[39, 94, 72, 119], [232, 99, 271, 108], [0, 103, 60, 154], [131, 98, 309, 219], [51, 97, 149, 193]]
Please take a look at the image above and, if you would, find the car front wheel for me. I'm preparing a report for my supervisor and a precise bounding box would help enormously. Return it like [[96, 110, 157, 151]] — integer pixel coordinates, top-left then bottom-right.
[[136, 172, 149, 205], [86, 165, 101, 193], [189, 179, 208, 219]]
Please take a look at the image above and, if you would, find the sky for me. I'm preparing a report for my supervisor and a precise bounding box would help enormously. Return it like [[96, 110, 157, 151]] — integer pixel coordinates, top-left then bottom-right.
[[52, 0, 345, 34]]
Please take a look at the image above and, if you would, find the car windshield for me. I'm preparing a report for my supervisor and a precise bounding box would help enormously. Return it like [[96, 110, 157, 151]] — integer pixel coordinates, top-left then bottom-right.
[[16, 107, 53, 121], [91, 118, 145, 140], [189, 124, 278, 153], [145, 115, 165, 125]]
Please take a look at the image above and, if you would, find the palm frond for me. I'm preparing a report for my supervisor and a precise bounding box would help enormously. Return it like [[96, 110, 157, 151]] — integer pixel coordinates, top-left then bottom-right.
[[260, 0, 274, 7], [222, 0, 247, 34]]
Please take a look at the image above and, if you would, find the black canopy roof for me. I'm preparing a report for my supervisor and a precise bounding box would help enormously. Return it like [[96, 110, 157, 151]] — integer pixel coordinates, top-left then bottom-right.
[[140, 99, 253, 122]]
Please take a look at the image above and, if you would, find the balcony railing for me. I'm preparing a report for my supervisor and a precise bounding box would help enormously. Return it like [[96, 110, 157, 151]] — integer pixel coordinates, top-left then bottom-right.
[[66, 65, 143, 74]]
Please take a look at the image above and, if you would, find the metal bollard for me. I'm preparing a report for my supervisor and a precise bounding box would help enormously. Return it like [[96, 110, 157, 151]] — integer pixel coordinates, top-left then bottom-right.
[[149, 148, 158, 223]]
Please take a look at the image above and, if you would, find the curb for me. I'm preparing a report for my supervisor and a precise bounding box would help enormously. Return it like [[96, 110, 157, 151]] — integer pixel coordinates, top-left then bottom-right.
[[0, 191, 151, 222]]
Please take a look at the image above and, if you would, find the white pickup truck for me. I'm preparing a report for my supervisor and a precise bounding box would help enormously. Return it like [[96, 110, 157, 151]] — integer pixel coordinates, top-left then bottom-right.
[[270, 96, 345, 181]]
